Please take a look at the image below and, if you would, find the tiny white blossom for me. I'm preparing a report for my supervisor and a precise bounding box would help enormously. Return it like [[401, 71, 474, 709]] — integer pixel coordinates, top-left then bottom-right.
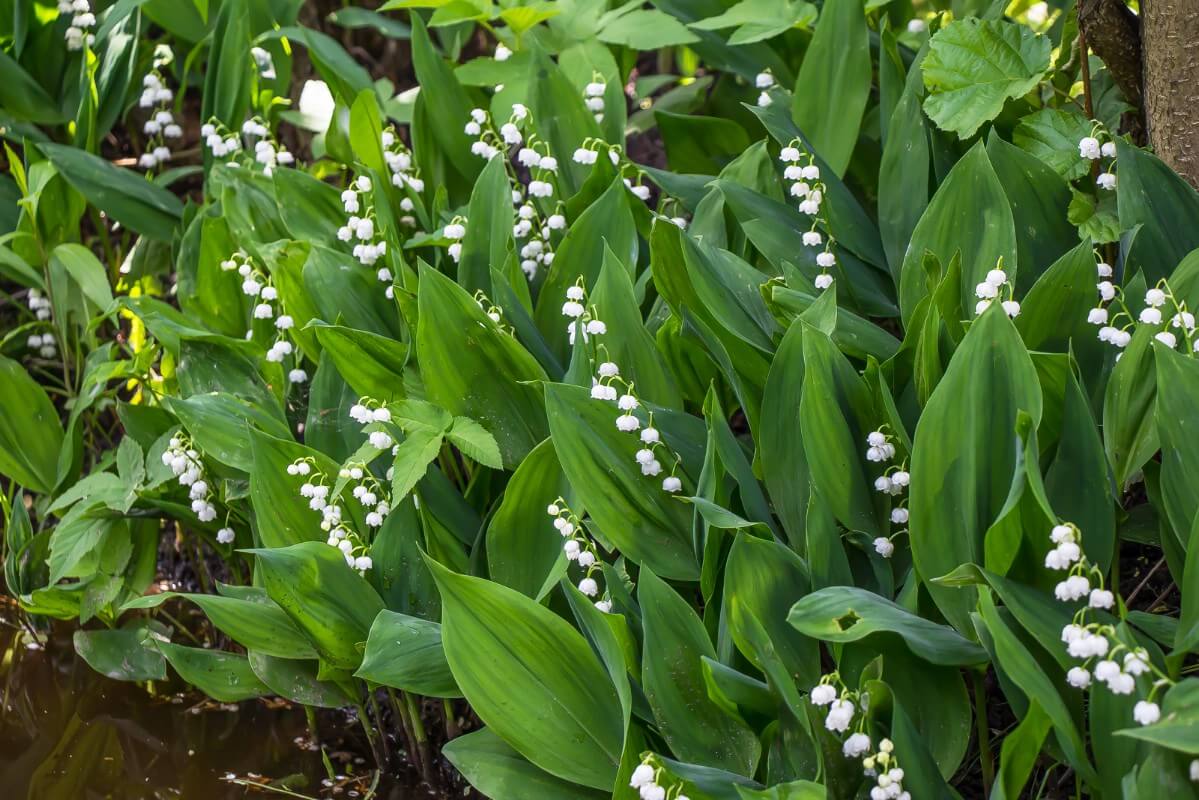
[[1133, 701, 1161, 726]]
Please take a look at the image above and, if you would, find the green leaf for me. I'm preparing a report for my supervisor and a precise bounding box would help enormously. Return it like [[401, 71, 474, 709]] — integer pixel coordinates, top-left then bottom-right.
[[788, 586, 987, 665], [791, 0, 871, 176], [1116, 139, 1199, 285], [155, 642, 271, 703], [799, 324, 885, 537], [167, 392, 291, 473], [39, 144, 182, 241], [976, 591, 1099, 783], [73, 624, 166, 681], [879, 51, 931, 278], [418, 265, 548, 468], [1067, 189, 1121, 245], [640, 569, 761, 776], [724, 535, 820, 686], [355, 610, 460, 697], [545, 383, 698, 581], [598, 9, 700, 49], [1104, 324, 1159, 490], [427, 557, 625, 790], [1115, 679, 1199, 754], [390, 426, 445, 501], [1155, 345, 1199, 541], [249, 541, 385, 671], [898, 141, 1017, 326], [446, 416, 503, 469], [0, 355, 65, 493], [458, 154, 514, 296], [909, 307, 1042, 632], [1013, 107, 1093, 181], [310, 321, 410, 401], [443, 727, 609, 800], [51, 244, 114, 311], [0, 50, 66, 124], [121, 591, 317, 660], [486, 438, 572, 599], [922, 18, 1051, 139]]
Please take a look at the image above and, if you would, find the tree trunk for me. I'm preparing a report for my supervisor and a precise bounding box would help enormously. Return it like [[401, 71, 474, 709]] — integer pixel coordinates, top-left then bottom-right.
[[1142, 0, 1199, 187]]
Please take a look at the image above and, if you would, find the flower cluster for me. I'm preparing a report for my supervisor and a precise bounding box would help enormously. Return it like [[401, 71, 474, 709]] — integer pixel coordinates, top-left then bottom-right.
[[1048, 522, 1174, 726], [57, 0, 95, 50], [547, 499, 615, 612], [629, 756, 691, 800], [583, 77, 607, 123], [201, 118, 294, 175], [136, 72, 183, 171], [811, 675, 911, 800], [513, 201, 563, 280], [27, 289, 52, 321], [1078, 127, 1118, 191], [337, 175, 389, 272], [1090, 275, 1198, 355], [867, 428, 910, 559], [755, 70, 775, 107], [382, 128, 425, 201], [161, 434, 219, 523], [974, 264, 1020, 318], [290, 432, 391, 576], [26, 332, 57, 359], [779, 142, 836, 290], [221, 251, 306, 382]]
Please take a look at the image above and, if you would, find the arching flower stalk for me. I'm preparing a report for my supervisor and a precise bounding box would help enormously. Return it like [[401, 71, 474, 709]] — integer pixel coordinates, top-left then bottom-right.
[[1078, 123, 1118, 192], [1090, 277, 1197, 355], [583, 73, 607, 123], [779, 140, 836, 290], [162, 433, 218, 523], [546, 499, 614, 613], [137, 71, 183, 171], [1048, 522, 1175, 725], [566, 281, 685, 494], [866, 427, 907, 558]]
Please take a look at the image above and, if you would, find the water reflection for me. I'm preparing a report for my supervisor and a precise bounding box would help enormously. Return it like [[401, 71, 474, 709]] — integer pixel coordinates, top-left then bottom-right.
[[0, 618, 436, 799]]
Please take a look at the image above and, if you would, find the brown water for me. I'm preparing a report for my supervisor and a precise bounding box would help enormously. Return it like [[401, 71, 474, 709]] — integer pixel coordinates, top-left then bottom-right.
[[0, 618, 442, 799]]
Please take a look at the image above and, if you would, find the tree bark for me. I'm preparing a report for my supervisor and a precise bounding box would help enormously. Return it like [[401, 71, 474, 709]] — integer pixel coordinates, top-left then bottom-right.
[[1141, 0, 1199, 187]]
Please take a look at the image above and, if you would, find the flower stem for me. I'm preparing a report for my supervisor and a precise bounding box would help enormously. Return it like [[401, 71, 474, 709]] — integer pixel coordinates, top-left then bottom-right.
[[972, 670, 995, 794]]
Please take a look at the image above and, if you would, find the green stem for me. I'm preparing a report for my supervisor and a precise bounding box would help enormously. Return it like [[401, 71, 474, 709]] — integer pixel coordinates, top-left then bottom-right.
[[972, 670, 995, 794]]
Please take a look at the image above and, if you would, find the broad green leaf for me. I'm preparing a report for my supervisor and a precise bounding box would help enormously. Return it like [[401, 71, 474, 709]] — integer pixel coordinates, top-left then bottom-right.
[[758, 318, 811, 549], [417, 264, 548, 468], [311, 321, 409, 401], [1116, 139, 1199, 285], [1104, 324, 1159, 489], [909, 307, 1042, 632], [51, 244, 113, 311], [1155, 345, 1199, 541], [248, 652, 356, 708], [486, 438, 572, 599], [168, 392, 291, 473], [121, 591, 317, 660], [0, 355, 65, 493], [598, 9, 700, 49], [545, 383, 698, 581], [443, 727, 609, 800], [799, 325, 885, 537], [878, 49, 931, 278], [591, 245, 682, 409], [0, 50, 67, 124], [791, 0, 870, 176], [250, 541, 385, 671], [155, 642, 271, 702], [457, 154, 513, 296], [789, 586, 987, 665], [640, 569, 761, 776], [898, 142, 1017, 323], [922, 18, 1051, 139], [724, 535, 820, 686], [427, 557, 624, 790], [39, 143, 182, 241], [355, 610, 460, 697], [73, 624, 166, 682], [446, 416, 503, 469]]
